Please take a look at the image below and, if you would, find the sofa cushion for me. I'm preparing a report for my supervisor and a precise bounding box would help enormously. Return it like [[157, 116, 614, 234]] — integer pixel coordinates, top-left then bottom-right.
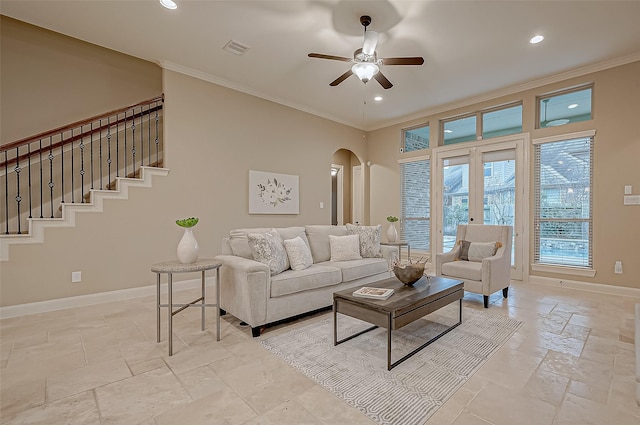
[[441, 260, 482, 281], [270, 265, 342, 297], [248, 229, 289, 276], [283, 236, 313, 271], [229, 226, 307, 259], [305, 225, 347, 263], [346, 223, 383, 258], [325, 258, 389, 282], [329, 234, 362, 262]]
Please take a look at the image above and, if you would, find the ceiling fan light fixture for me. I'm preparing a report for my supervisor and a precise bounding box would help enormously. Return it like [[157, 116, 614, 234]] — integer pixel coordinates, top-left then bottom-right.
[[352, 62, 379, 83]]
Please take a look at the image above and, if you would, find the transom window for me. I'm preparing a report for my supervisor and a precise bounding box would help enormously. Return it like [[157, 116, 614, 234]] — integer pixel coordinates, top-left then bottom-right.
[[402, 124, 430, 153], [538, 85, 593, 129], [442, 102, 522, 145]]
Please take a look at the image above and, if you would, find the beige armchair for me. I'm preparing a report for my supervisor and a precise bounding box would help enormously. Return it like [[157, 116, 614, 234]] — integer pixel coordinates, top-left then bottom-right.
[[436, 224, 513, 308]]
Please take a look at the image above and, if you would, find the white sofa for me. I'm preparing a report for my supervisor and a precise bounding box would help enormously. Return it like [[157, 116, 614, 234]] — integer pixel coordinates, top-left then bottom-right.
[[215, 225, 398, 337]]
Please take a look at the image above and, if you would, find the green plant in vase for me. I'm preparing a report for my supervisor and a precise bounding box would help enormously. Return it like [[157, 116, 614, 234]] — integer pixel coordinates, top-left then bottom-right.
[[176, 217, 199, 263], [386, 216, 399, 243]]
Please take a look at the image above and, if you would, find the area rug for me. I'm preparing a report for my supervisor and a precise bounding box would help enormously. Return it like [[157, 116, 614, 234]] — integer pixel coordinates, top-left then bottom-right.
[[259, 304, 522, 425]]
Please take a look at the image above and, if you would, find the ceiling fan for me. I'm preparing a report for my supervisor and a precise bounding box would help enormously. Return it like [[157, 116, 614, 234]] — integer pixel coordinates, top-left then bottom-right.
[[308, 15, 424, 89]]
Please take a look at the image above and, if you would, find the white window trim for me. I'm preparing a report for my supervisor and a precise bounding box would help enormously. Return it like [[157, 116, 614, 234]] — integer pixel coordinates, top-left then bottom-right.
[[532, 129, 595, 145], [398, 154, 429, 164], [531, 263, 596, 278]]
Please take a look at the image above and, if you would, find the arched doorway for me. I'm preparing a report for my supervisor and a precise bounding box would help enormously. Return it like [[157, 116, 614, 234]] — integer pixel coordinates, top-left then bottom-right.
[[331, 149, 362, 225]]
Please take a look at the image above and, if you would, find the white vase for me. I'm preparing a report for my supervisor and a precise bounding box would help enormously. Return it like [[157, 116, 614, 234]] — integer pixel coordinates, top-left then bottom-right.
[[177, 227, 199, 264], [386, 223, 398, 243]]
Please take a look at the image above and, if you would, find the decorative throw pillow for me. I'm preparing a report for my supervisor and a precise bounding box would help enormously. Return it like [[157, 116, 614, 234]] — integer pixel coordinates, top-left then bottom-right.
[[283, 236, 314, 271], [247, 229, 289, 276], [346, 223, 383, 258], [328, 234, 362, 262], [458, 240, 499, 262]]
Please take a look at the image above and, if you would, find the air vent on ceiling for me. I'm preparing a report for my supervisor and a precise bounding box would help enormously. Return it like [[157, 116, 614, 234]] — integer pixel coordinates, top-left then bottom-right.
[[223, 40, 250, 56]]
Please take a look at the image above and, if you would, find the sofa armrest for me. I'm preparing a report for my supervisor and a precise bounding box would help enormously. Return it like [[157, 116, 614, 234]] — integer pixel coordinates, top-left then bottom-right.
[[435, 246, 460, 276], [214, 254, 270, 328], [481, 250, 511, 294]]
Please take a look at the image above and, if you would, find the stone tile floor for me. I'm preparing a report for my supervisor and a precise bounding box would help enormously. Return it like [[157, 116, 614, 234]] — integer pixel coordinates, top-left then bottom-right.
[[1, 280, 639, 425]]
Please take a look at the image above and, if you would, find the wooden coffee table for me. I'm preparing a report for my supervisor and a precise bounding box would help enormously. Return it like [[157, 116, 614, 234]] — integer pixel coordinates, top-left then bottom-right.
[[333, 276, 464, 370]]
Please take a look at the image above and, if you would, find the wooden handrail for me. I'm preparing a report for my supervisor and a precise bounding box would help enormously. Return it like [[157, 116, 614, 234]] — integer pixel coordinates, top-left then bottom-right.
[[2, 105, 163, 169], [1, 95, 164, 153]]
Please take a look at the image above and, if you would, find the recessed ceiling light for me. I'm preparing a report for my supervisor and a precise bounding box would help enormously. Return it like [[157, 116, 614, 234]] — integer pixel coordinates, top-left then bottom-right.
[[374, 96, 383, 101], [568, 103, 578, 109], [159, 0, 177, 10], [444, 129, 453, 133], [530, 35, 544, 44]]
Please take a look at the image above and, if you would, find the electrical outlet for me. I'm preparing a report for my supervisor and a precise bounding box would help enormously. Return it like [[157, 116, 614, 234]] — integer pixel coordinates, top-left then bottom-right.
[[71, 271, 82, 283], [614, 261, 622, 274]]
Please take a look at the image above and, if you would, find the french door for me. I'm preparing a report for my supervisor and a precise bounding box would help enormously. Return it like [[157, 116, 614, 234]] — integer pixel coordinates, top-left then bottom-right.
[[432, 137, 526, 280]]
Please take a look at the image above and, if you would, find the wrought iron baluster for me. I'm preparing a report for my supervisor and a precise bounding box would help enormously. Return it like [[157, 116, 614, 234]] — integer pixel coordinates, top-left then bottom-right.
[[39, 140, 43, 218], [147, 104, 151, 166], [124, 111, 128, 176], [15, 147, 22, 234], [4, 151, 8, 234], [115, 113, 120, 177], [131, 110, 136, 174], [140, 106, 144, 167], [28, 143, 32, 220], [155, 103, 159, 164], [107, 116, 112, 189], [99, 119, 103, 190], [48, 136, 54, 218], [80, 126, 85, 203], [90, 122, 94, 190], [70, 128, 75, 204], [60, 132, 64, 205]]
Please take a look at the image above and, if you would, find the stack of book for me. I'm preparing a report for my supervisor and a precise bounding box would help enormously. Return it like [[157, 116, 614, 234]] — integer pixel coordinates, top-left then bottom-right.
[[352, 286, 394, 300]]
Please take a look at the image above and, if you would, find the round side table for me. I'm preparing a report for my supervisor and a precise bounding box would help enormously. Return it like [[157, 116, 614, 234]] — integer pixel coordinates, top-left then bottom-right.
[[151, 259, 222, 356]]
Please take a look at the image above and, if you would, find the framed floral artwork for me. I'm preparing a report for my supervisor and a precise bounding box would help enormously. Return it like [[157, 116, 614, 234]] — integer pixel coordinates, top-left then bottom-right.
[[249, 170, 299, 214]]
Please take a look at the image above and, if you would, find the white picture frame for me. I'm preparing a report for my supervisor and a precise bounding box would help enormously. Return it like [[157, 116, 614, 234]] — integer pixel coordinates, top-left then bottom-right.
[[249, 170, 299, 214]]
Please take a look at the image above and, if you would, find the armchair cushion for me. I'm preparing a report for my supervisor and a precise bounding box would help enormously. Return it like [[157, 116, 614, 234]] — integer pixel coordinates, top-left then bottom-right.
[[459, 240, 500, 262]]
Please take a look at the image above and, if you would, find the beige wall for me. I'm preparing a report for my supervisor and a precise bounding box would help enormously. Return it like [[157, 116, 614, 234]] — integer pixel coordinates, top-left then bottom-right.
[[0, 63, 366, 306], [0, 16, 162, 145], [2, 17, 638, 307], [368, 60, 640, 289]]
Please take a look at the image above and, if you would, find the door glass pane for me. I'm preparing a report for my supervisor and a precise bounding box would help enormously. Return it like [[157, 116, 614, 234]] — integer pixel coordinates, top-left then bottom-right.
[[484, 158, 516, 264], [442, 161, 469, 250]]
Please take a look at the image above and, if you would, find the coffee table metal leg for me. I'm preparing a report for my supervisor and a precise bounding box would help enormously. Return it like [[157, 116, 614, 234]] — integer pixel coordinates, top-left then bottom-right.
[[387, 313, 392, 370]]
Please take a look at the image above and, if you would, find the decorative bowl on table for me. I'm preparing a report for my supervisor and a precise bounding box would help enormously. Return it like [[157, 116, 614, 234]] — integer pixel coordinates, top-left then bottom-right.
[[393, 262, 425, 286]]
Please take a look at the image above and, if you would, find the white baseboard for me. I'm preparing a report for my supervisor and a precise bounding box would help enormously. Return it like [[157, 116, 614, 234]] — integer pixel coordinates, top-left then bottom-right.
[[527, 275, 640, 299], [0, 277, 216, 319]]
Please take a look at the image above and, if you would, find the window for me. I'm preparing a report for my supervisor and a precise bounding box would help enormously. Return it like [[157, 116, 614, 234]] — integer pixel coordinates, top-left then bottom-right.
[[482, 104, 523, 139], [538, 86, 592, 128], [443, 115, 476, 145], [402, 124, 429, 152], [400, 158, 430, 251], [534, 132, 593, 268], [442, 102, 523, 145]]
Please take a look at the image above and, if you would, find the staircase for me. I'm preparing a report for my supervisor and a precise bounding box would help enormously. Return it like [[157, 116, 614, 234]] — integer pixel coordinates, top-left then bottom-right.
[[1, 96, 166, 261]]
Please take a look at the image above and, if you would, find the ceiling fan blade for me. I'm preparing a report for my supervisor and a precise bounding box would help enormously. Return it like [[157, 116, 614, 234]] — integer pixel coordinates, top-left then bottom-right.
[[362, 31, 379, 56], [308, 53, 352, 62], [330, 69, 353, 86], [374, 71, 393, 89], [381, 57, 425, 66]]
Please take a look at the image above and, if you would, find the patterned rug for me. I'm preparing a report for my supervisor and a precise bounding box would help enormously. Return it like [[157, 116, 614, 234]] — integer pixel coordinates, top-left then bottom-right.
[[259, 303, 522, 425]]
